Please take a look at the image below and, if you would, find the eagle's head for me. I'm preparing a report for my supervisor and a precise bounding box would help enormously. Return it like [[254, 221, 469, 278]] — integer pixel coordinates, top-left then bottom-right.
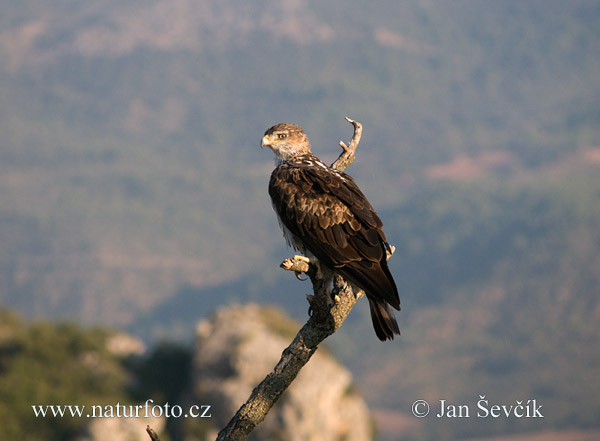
[[261, 123, 312, 163]]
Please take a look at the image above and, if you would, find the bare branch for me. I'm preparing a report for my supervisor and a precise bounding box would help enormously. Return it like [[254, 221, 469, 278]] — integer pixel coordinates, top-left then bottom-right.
[[330, 117, 362, 172], [146, 425, 161, 441], [216, 264, 357, 441]]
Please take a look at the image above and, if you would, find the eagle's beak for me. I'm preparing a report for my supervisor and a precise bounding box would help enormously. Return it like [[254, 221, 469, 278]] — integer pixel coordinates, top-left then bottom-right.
[[261, 134, 271, 149]]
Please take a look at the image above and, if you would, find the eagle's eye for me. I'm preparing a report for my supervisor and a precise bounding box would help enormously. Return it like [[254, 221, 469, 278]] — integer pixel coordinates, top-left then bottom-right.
[[278, 133, 287, 140]]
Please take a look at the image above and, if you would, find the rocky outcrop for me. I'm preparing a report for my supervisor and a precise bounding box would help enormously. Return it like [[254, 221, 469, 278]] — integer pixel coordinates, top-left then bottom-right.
[[187, 303, 372, 441]]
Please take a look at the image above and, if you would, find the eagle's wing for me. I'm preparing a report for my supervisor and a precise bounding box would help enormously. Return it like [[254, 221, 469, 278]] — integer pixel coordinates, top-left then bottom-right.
[[269, 161, 400, 311]]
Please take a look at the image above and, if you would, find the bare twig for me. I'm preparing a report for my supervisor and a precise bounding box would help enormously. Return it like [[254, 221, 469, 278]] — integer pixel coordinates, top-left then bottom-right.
[[330, 117, 362, 172], [216, 118, 364, 441], [146, 425, 161, 441]]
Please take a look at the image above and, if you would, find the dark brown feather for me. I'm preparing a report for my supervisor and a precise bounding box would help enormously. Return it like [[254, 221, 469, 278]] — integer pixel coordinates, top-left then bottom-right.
[[268, 154, 401, 340]]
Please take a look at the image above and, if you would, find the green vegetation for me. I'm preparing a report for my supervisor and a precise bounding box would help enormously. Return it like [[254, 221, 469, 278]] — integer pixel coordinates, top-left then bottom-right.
[[377, 175, 600, 439], [1, 0, 599, 324], [0, 310, 130, 440], [0, 310, 197, 441]]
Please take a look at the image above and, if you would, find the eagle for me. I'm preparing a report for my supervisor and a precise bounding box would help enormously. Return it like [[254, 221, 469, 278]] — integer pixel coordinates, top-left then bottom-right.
[[261, 123, 400, 341]]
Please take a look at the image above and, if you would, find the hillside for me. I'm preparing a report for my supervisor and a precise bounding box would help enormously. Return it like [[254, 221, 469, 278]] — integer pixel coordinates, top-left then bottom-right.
[[341, 172, 600, 440], [1, 1, 599, 440], [1, 0, 598, 323]]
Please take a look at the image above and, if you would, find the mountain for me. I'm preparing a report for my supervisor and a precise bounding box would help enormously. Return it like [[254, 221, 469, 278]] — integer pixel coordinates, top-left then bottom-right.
[[1, 1, 599, 439]]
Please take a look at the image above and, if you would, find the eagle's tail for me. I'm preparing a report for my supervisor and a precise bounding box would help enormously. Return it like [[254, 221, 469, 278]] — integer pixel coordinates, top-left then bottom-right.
[[368, 297, 400, 341]]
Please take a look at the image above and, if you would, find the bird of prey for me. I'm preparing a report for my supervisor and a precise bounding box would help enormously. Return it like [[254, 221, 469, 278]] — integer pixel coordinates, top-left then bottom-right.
[[261, 123, 400, 341]]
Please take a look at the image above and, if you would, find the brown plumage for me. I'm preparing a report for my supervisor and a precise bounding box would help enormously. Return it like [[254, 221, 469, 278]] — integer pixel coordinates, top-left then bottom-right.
[[261, 123, 400, 341]]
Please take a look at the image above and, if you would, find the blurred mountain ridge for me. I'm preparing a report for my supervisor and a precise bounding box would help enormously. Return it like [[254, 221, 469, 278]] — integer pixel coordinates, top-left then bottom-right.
[[0, 2, 599, 439]]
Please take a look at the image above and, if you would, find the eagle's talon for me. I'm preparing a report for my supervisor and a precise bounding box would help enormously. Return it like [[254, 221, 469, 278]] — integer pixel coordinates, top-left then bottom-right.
[[325, 293, 340, 314], [295, 271, 307, 281]]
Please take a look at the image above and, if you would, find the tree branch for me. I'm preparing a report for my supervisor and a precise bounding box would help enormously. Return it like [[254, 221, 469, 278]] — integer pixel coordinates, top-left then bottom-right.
[[146, 425, 161, 441], [330, 116, 362, 172], [215, 270, 356, 441], [213, 117, 364, 441], [146, 118, 368, 441]]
